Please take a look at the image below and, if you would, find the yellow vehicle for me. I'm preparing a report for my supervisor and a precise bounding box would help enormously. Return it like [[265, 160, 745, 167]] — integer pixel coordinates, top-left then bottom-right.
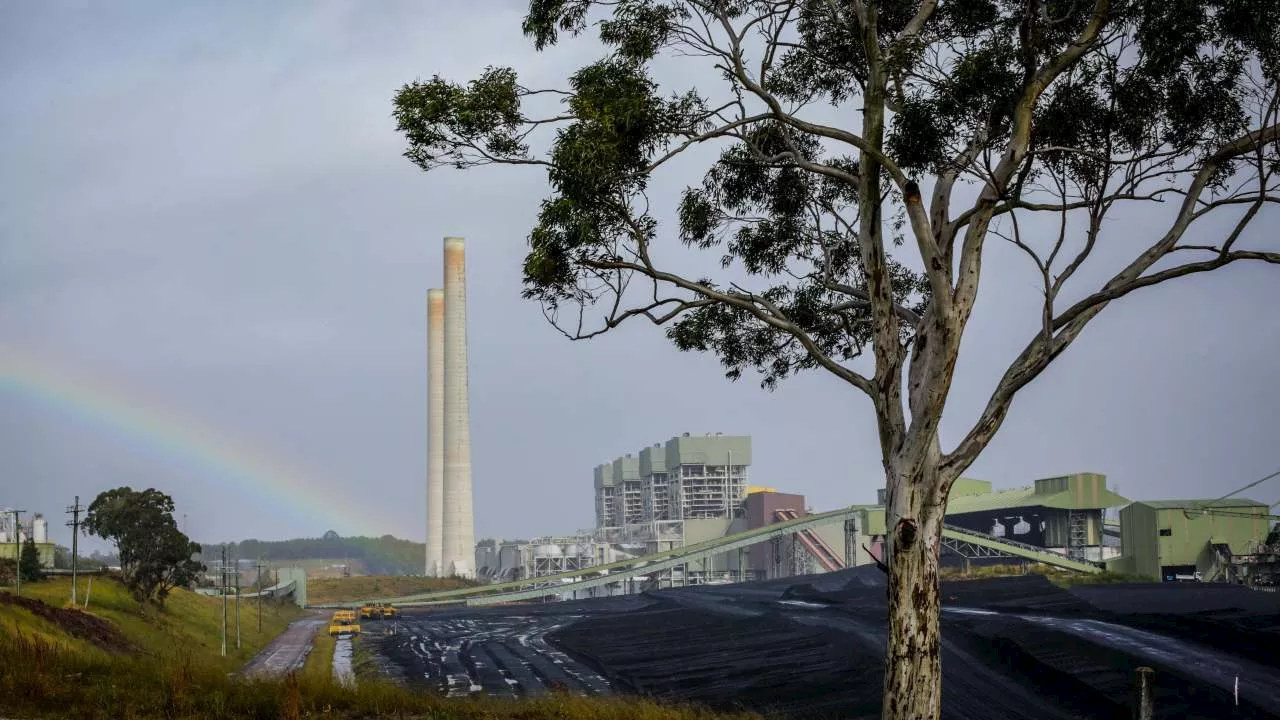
[[360, 604, 378, 620], [328, 610, 361, 636], [381, 604, 398, 618]]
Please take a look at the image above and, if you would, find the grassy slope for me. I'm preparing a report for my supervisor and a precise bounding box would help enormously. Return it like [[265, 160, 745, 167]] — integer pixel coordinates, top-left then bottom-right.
[[308, 575, 477, 604], [300, 625, 336, 682], [1, 575, 300, 668]]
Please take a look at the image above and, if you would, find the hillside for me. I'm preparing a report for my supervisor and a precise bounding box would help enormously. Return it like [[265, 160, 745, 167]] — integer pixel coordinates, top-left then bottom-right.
[[0, 576, 758, 720], [308, 575, 477, 604], [201, 534, 426, 576], [0, 575, 300, 668]]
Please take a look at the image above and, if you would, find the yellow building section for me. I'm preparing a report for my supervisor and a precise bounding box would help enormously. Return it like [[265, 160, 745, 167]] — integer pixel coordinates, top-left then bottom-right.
[[745, 485, 777, 496]]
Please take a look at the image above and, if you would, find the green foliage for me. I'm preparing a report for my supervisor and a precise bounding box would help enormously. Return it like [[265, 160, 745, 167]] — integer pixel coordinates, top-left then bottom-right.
[[202, 534, 427, 576], [18, 538, 42, 583], [52, 545, 106, 572], [84, 487, 204, 606], [393, 0, 1280, 393]]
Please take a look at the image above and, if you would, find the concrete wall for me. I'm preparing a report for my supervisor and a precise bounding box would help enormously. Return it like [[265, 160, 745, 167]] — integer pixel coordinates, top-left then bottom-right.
[[1154, 504, 1269, 572], [681, 517, 736, 574], [744, 491, 806, 574], [0, 542, 55, 568], [1119, 503, 1160, 579], [1118, 501, 1270, 580], [664, 434, 752, 468]]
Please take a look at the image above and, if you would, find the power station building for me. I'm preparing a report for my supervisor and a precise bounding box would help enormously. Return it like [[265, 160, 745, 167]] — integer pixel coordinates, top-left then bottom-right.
[[474, 435, 1277, 592], [595, 433, 752, 529], [0, 511, 55, 569]]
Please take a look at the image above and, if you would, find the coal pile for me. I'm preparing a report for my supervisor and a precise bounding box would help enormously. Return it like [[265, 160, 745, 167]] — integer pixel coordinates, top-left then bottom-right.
[[546, 572, 1280, 720], [370, 571, 1280, 720]]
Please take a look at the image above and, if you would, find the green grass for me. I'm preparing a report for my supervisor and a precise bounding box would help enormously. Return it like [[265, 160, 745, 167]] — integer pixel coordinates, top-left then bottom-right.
[[1, 575, 301, 669], [940, 562, 1148, 586], [1, 576, 760, 720], [307, 575, 478, 604], [299, 625, 336, 682], [0, 630, 761, 719]]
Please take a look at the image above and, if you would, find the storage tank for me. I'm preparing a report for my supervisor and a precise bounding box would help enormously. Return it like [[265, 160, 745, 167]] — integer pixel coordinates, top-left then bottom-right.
[[33, 514, 48, 544]]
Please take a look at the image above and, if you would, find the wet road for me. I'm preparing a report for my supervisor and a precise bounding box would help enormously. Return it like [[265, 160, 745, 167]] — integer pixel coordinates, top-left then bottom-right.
[[240, 614, 326, 678], [365, 612, 615, 698]]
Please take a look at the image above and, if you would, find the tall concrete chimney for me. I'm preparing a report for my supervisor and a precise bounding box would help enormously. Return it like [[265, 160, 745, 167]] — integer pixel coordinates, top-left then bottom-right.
[[425, 288, 445, 577], [441, 236, 475, 578]]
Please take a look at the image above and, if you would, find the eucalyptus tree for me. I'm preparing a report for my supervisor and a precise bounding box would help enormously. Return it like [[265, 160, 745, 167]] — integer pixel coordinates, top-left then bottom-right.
[[393, 1, 1280, 716]]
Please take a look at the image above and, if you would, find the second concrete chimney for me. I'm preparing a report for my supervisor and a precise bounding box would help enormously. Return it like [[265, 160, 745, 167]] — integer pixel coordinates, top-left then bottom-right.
[[426, 288, 445, 576]]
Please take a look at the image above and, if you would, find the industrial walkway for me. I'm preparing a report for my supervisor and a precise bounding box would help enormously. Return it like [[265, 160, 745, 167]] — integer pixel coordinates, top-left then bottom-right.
[[320, 507, 1102, 609]]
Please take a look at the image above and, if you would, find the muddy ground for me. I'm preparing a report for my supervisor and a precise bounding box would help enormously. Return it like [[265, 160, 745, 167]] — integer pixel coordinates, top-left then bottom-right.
[[0, 592, 133, 653], [364, 569, 1280, 720]]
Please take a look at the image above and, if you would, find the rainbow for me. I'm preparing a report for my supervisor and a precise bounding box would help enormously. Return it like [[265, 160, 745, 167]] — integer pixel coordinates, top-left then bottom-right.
[[0, 344, 364, 534]]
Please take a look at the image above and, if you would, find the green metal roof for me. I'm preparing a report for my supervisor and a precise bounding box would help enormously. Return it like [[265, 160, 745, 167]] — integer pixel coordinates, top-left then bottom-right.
[[945, 484, 1129, 515], [1137, 498, 1266, 510]]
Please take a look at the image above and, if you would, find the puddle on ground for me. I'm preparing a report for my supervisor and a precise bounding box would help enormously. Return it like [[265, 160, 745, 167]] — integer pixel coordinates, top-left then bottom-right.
[[333, 637, 355, 687]]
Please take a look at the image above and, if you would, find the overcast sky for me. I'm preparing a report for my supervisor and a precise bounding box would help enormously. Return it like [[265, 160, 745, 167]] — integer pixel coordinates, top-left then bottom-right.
[[2, 1, 1277, 550]]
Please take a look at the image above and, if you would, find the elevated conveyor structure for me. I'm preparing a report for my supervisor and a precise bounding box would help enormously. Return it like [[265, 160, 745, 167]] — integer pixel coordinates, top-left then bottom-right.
[[317, 508, 1102, 609], [775, 508, 844, 572]]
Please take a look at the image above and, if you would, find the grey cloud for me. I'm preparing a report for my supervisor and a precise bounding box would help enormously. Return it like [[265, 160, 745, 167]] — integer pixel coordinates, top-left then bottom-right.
[[1, 2, 1277, 552]]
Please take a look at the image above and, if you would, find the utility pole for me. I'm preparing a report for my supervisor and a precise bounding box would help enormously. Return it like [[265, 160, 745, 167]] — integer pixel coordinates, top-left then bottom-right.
[[255, 559, 266, 633], [11, 510, 25, 598], [235, 558, 241, 650], [220, 546, 228, 657], [65, 496, 83, 606]]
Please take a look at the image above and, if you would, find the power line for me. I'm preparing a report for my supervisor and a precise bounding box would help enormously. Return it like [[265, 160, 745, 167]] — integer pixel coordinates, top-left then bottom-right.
[[65, 496, 84, 606], [1184, 468, 1280, 519]]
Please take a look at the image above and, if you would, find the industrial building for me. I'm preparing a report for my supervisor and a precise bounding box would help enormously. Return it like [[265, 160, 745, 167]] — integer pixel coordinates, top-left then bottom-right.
[[476, 454, 1277, 596], [1110, 498, 1278, 583], [0, 511, 55, 568], [931, 474, 1127, 563]]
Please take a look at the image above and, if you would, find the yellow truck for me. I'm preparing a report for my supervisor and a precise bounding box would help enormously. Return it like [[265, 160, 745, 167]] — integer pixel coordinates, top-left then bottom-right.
[[360, 604, 378, 620], [328, 610, 361, 637], [381, 604, 398, 619]]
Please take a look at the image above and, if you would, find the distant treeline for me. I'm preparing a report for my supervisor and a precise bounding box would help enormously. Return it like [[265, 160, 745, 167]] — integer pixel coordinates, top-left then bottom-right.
[[199, 533, 424, 576]]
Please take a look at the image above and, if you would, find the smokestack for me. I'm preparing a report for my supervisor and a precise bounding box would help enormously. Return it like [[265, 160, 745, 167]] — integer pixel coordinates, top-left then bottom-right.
[[426, 288, 445, 577], [441, 236, 475, 578]]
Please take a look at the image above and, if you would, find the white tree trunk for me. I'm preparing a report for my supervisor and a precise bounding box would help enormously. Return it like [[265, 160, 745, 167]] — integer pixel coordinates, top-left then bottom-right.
[[881, 465, 948, 720]]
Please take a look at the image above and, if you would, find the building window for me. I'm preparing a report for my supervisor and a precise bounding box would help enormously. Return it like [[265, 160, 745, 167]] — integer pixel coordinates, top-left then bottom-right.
[[1159, 528, 1172, 537]]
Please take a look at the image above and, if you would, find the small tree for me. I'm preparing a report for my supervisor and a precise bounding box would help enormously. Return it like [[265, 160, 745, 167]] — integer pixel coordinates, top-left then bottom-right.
[[393, 2, 1279, 717], [84, 487, 205, 606], [19, 538, 42, 583]]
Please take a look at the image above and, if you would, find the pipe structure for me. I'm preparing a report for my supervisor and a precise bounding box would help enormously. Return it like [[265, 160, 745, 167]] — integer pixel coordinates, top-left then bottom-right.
[[441, 236, 475, 579], [426, 288, 445, 577]]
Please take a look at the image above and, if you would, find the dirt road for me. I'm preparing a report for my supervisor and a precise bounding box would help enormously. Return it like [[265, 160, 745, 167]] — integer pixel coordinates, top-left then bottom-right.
[[240, 614, 327, 678]]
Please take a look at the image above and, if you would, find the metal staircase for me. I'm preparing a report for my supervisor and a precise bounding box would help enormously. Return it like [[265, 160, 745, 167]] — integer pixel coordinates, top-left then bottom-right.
[[774, 508, 845, 573], [1067, 511, 1090, 562]]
